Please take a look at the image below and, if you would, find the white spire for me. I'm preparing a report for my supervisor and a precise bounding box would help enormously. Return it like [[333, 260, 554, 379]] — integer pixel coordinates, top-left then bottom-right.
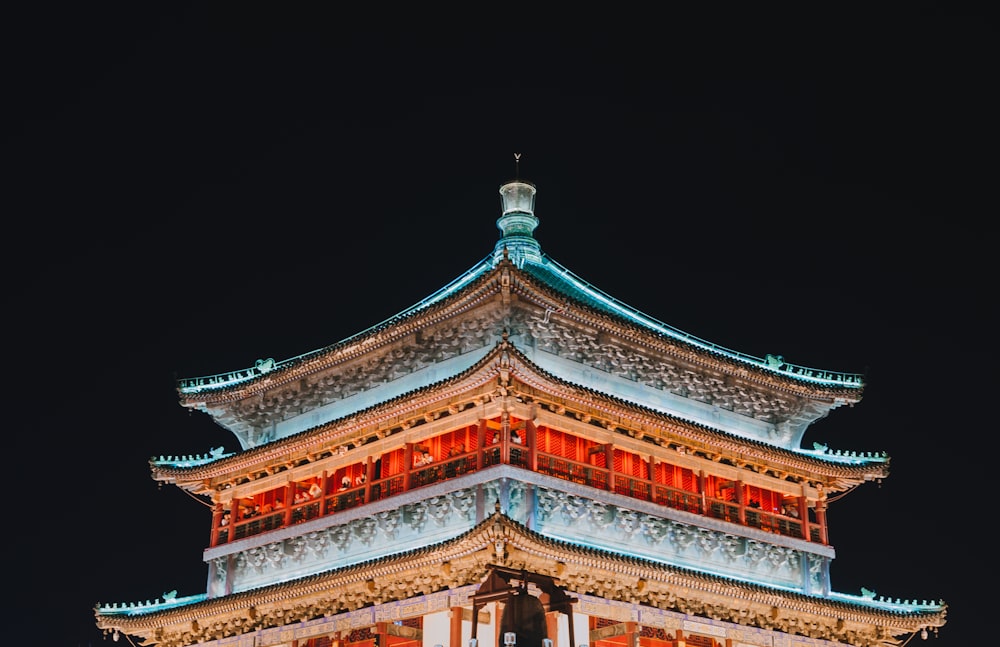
[[493, 156, 541, 267]]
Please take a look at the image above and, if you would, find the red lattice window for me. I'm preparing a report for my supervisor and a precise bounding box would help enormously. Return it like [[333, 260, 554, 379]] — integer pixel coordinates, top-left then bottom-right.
[[537, 426, 595, 462], [744, 485, 781, 513], [613, 449, 649, 478], [380, 448, 406, 477]]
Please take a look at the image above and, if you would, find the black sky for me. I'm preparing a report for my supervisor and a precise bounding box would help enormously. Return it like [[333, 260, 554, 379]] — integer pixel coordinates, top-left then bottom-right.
[[9, 5, 996, 646]]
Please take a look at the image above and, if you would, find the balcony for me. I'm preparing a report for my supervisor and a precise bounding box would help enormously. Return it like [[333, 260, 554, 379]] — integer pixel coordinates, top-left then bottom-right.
[[212, 428, 820, 548]]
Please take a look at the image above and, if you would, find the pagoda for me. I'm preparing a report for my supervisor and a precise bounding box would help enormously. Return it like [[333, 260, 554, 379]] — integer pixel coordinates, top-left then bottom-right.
[[96, 177, 946, 647]]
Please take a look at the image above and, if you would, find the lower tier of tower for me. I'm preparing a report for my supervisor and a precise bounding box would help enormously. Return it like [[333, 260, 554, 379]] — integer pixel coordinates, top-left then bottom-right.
[[113, 583, 890, 647], [204, 470, 833, 600]]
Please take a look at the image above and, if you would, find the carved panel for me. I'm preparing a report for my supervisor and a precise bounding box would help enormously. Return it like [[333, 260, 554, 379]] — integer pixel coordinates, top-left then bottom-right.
[[224, 488, 480, 593], [534, 486, 808, 591], [223, 307, 508, 435], [522, 315, 802, 424]]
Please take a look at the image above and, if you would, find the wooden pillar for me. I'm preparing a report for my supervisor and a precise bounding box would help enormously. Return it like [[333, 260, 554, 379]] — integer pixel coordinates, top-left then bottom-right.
[[815, 499, 829, 544], [545, 611, 560, 647], [210, 503, 223, 547], [470, 600, 483, 645], [319, 471, 330, 515], [624, 621, 638, 647], [795, 496, 808, 539], [604, 444, 614, 491], [648, 454, 656, 502], [501, 410, 512, 465], [697, 470, 707, 514], [363, 456, 374, 503], [284, 481, 295, 526], [477, 419, 488, 470], [403, 443, 414, 492], [451, 605, 464, 647], [736, 479, 746, 525], [526, 420, 538, 472], [494, 602, 502, 647], [375, 622, 388, 647]]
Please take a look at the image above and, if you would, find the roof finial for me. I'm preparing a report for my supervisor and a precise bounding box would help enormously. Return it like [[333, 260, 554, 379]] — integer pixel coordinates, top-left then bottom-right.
[[494, 175, 539, 266], [514, 152, 521, 180]]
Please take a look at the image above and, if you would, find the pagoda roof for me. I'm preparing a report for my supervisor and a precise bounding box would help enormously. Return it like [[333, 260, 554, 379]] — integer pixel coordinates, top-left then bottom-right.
[[169, 179, 872, 471], [177, 250, 864, 400], [176, 181, 863, 403], [155, 340, 888, 496], [95, 510, 945, 647]]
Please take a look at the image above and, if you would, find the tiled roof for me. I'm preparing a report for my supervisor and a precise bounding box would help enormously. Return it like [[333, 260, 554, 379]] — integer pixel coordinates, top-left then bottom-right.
[[95, 511, 945, 644]]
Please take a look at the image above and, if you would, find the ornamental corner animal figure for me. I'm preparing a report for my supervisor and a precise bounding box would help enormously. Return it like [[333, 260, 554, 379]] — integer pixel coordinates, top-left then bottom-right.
[[765, 354, 784, 368], [255, 357, 275, 373]]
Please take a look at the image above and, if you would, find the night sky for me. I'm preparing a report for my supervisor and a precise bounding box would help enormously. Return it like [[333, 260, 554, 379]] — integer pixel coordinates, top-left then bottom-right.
[[9, 6, 995, 646]]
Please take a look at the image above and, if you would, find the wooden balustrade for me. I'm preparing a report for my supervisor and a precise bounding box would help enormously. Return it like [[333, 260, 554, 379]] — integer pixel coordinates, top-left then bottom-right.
[[211, 438, 817, 547]]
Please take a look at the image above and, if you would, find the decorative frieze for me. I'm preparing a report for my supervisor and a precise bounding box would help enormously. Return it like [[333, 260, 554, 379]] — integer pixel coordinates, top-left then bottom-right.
[[210, 489, 481, 596], [523, 314, 801, 424], [216, 308, 508, 440], [534, 486, 809, 592]]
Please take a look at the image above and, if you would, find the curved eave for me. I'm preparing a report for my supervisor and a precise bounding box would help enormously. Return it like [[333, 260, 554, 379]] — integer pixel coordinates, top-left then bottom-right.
[[516, 256, 865, 400], [155, 339, 514, 489], [154, 341, 887, 494], [175, 254, 864, 411], [503, 344, 888, 485], [95, 512, 945, 647], [174, 255, 496, 405]]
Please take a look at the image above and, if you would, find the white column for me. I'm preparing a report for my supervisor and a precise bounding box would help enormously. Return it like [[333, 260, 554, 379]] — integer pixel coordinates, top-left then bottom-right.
[[571, 611, 590, 647]]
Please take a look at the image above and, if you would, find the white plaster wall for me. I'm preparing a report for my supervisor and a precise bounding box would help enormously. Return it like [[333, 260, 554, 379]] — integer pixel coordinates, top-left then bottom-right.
[[423, 610, 450, 647], [572, 613, 589, 647]]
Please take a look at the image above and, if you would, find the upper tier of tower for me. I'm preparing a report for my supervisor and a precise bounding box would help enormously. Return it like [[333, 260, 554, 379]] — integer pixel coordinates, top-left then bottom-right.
[[175, 180, 866, 459]]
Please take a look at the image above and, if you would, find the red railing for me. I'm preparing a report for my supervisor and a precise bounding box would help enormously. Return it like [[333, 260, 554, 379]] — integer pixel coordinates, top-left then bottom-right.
[[213, 440, 814, 546]]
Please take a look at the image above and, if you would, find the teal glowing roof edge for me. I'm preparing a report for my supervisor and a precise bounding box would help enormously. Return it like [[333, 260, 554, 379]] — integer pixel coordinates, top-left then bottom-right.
[[552, 532, 939, 613], [179, 247, 862, 394], [524, 255, 864, 388], [96, 593, 208, 616], [827, 591, 946, 612], [178, 257, 495, 394], [151, 446, 234, 468]]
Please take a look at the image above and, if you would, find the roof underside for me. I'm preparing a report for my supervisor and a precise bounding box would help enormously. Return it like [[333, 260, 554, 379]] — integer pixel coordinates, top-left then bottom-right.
[[95, 512, 944, 647]]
